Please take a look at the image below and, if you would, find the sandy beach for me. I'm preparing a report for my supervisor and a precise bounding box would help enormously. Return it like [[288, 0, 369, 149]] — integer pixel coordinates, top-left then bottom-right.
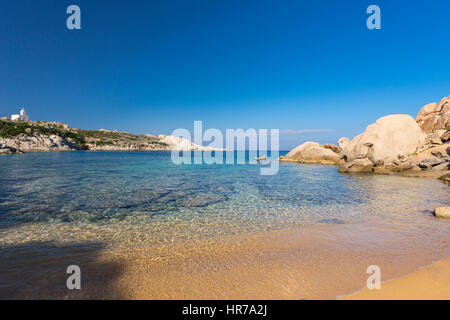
[[2, 222, 449, 300], [1, 151, 448, 300], [342, 257, 450, 300]]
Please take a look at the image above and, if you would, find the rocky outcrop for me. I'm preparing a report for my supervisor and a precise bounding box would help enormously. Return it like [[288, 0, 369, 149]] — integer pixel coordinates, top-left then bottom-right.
[[411, 144, 450, 169], [424, 130, 446, 146], [338, 158, 373, 173], [416, 95, 450, 133], [158, 135, 222, 151], [85, 141, 170, 151], [440, 130, 450, 142], [280, 141, 340, 165], [280, 96, 449, 184], [0, 119, 218, 154], [338, 115, 425, 173], [338, 137, 350, 150], [0, 134, 82, 152], [419, 158, 447, 170], [0, 143, 23, 154], [321, 144, 341, 154]]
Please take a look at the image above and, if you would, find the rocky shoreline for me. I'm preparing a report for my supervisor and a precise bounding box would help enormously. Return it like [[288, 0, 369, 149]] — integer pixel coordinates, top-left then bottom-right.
[[1, 95, 449, 186], [280, 94, 450, 186], [0, 120, 217, 154]]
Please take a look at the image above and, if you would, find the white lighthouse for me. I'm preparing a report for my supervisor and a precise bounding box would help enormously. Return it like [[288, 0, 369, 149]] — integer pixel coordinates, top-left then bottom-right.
[[11, 108, 30, 121]]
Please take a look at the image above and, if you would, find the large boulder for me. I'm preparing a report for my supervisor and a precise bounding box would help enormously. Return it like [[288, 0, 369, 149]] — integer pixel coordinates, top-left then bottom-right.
[[338, 137, 350, 150], [340, 114, 425, 167], [281, 141, 340, 164], [416, 95, 450, 133], [284, 141, 320, 159]]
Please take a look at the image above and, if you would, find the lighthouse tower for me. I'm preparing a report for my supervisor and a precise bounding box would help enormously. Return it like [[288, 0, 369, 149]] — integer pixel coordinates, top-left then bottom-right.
[[19, 108, 29, 121]]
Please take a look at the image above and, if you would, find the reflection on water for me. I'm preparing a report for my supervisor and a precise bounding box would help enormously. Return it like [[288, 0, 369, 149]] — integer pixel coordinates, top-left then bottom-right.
[[0, 151, 448, 249]]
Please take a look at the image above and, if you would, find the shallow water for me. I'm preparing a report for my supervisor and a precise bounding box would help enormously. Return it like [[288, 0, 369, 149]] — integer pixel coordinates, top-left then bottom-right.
[[0, 151, 448, 248], [0, 151, 449, 299]]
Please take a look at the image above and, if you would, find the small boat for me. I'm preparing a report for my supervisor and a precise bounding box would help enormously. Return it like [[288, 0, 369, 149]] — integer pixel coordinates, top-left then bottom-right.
[[255, 155, 267, 161]]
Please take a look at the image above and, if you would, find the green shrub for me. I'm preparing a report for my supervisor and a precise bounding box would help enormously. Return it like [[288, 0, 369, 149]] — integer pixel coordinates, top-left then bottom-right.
[[153, 141, 169, 147], [95, 140, 114, 146], [0, 120, 32, 137]]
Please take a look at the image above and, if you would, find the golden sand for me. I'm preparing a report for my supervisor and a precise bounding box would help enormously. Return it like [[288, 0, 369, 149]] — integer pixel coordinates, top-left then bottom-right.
[[2, 222, 448, 300], [341, 257, 450, 300]]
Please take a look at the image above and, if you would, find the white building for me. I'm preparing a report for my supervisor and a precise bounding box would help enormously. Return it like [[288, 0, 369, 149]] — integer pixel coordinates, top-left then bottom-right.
[[11, 108, 30, 121]]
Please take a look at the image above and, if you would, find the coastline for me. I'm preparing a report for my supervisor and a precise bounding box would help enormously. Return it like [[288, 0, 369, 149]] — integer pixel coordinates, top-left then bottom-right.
[[1, 95, 449, 300], [0, 119, 221, 154]]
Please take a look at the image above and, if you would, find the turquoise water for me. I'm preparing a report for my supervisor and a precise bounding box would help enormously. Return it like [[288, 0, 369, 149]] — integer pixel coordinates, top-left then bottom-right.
[[0, 151, 449, 248]]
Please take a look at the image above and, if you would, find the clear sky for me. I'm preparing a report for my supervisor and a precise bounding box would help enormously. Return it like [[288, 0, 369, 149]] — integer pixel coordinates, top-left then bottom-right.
[[1, 0, 449, 149]]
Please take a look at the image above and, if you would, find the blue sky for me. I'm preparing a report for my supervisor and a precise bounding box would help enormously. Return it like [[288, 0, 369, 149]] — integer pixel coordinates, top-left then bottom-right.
[[0, 0, 449, 149]]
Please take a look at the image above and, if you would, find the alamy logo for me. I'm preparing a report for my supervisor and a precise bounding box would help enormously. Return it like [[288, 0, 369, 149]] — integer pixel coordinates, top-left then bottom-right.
[[66, 265, 81, 290], [66, 5, 81, 30], [366, 5, 381, 30], [366, 265, 381, 290], [171, 121, 280, 175]]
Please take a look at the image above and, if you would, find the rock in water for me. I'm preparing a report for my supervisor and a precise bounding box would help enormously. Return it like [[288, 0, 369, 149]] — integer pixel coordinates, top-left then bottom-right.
[[0, 143, 23, 154], [416, 95, 450, 133], [281, 141, 340, 165], [339, 115, 425, 170], [284, 141, 321, 159], [434, 207, 450, 219]]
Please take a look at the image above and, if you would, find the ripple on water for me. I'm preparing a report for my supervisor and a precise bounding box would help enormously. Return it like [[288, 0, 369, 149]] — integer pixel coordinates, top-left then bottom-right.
[[0, 151, 448, 249]]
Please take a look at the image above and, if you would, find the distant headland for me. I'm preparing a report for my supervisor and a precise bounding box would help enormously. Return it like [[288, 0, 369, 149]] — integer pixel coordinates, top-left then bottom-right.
[[0, 109, 216, 154]]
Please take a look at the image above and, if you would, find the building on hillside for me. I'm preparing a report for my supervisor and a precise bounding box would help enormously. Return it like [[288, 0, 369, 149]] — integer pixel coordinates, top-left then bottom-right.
[[11, 108, 30, 121]]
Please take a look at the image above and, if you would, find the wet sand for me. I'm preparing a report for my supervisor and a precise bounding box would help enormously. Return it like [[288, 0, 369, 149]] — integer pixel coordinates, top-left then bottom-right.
[[2, 222, 449, 300], [341, 257, 450, 300]]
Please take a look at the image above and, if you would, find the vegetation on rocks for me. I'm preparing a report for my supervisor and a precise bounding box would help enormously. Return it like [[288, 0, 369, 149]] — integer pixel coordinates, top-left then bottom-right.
[[0, 119, 86, 147], [76, 129, 168, 148], [0, 119, 170, 152]]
